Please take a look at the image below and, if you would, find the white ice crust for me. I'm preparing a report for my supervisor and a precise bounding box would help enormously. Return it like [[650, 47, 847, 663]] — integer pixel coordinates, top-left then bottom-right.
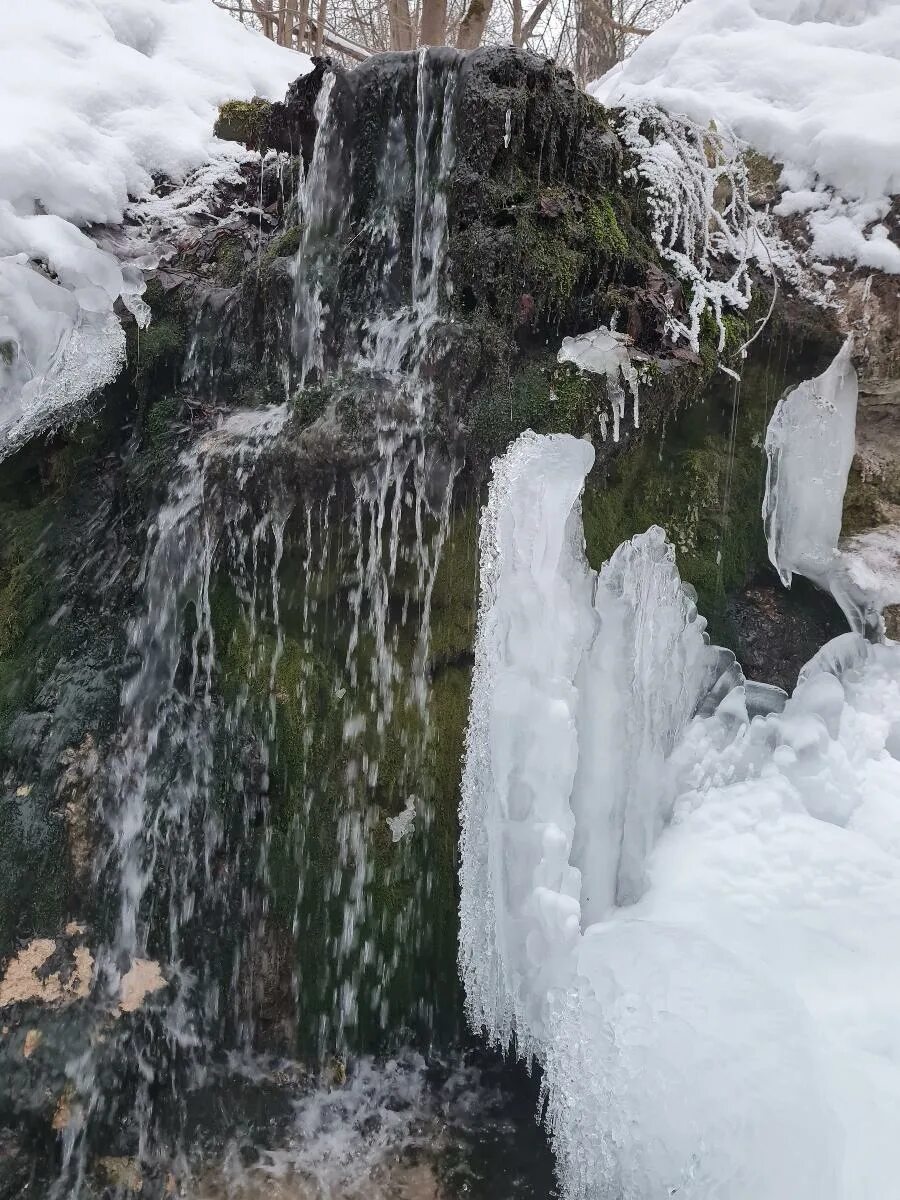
[[460, 428, 900, 1200]]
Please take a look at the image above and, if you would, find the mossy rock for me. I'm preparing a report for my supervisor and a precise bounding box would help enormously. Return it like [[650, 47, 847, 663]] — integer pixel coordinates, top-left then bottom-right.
[[214, 97, 273, 150]]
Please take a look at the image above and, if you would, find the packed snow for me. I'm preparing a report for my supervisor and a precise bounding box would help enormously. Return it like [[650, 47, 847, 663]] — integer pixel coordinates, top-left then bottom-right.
[[0, 0, 310, 460], [591, 0, 900, 274], [460, 428, 900, 1199]]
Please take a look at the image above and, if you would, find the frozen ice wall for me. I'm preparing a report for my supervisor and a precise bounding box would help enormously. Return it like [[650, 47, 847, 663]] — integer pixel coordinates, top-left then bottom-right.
[[763, 338, 857, 590], [460, 429, 900, 1199], [762, 338, 888, 634]]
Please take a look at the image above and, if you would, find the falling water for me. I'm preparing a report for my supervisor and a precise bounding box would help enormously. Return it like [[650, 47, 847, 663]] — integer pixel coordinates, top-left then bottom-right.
[[54, 51, 468, 1194]]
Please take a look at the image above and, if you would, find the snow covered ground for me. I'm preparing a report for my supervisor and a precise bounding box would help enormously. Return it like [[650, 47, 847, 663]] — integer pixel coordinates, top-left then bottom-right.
[[460, 427, 900, 1199], [0, 0, 309, 461], [592, 0, 900, 274]]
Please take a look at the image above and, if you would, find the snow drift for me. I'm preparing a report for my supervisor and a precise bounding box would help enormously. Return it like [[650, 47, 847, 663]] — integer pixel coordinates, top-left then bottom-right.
[[0, 0, 310, 460], [460, 429, 900, 1199], [591, 0, 900, 273]]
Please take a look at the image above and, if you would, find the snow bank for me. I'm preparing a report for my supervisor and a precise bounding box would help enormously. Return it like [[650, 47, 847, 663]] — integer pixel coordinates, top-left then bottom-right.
[[591, 0, 900, 273], [0, 0, 309, 460], [460, 429, 900, 1199]]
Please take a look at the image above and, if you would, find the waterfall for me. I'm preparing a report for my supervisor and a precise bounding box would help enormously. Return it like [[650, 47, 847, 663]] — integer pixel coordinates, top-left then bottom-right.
[[51, 50, 468, 1195], [459, 429, 900, 1200]]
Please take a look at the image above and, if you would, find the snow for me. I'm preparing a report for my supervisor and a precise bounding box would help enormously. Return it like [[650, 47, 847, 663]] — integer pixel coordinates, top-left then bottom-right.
[[0, 0, 310, 461], [591, 0, 900, 274], [460, 428, 900, 1200]]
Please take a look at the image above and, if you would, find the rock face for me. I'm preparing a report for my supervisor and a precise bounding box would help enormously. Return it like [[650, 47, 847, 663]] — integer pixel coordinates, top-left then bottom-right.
[[0, 46, 847, 1189]]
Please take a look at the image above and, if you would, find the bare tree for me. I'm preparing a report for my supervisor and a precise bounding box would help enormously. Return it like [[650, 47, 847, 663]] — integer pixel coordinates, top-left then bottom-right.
[[457, 0, 495, 49], [213, 0, 689, 71], [419, 0, 448, 45]]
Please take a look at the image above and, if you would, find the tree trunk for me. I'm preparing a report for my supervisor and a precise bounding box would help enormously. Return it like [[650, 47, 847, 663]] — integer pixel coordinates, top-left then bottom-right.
[[419, 0, 448, 45], [511, 0, 523, 47], [295, 0, 310, 50], [388, 0, 415, 49], [576, 0, 620, 85], [456, 0, 493, 49], [314, 0, 327, 51]]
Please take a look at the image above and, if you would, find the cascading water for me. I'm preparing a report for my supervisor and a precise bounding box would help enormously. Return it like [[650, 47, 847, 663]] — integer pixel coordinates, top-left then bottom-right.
[[51, 50, 481, 1197]]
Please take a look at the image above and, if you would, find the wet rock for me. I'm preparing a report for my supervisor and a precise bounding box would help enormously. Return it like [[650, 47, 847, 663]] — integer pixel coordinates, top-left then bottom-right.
[[726, 571, 847, 692]]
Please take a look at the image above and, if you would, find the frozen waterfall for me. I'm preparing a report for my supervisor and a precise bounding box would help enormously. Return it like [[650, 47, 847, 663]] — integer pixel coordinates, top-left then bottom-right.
[[459, 429, 900, 1200]]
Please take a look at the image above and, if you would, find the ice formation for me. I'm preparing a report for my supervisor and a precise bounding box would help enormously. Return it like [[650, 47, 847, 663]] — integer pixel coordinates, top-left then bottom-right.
[[460, 429, 900, 1200], [557, 327, 640, 441], [762, 338, 888, 634], [591, 0, 900, 273], [0, 0, 310, 460]]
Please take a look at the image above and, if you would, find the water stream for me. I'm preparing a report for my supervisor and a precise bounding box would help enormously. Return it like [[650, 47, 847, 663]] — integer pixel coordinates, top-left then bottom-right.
[[43, 49, 548, 1200]]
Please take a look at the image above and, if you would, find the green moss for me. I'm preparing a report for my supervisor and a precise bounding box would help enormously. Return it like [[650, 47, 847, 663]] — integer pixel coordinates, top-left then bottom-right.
[[214, 236, 246, 286], [127, 278, 188, 394], [581, 368, 771, 638], [291, 383, 331, 428], [0, 503, 51, 659], [144, 395, 181, 461], [263, 226, 302, 264], [517, 213, 584, 308], [213, 97, 272, 150], [584, 194, 629, 258]]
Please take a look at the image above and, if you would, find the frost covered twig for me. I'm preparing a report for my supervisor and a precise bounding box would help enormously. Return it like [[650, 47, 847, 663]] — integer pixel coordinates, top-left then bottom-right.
[[616, 103, 757, 355]]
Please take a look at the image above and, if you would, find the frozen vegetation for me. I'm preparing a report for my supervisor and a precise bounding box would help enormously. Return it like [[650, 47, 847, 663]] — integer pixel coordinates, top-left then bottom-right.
[[592, 0, 900, 273], [460, 428, 900, 1199], [0, 0, 308, 460]]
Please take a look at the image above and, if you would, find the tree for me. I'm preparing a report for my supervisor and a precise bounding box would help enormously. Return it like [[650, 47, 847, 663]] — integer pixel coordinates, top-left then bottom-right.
[[213, 0, 689, 73]]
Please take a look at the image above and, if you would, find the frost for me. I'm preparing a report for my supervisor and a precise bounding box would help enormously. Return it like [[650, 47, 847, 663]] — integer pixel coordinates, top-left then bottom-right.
[[557, 327, 640, 441], [459, 429, 900, 1200], [0, 0, 310, 460], [592, 0, 900, 274], [612, 104, 756, 352]]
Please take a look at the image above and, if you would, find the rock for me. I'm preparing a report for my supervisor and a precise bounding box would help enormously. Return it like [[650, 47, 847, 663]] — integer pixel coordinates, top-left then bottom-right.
[[0, 937, 91, 1008], [96, 1156, 143, 1193], [727, 572, 846, 692], [21, 1029, 41, 1058], [119, 959, 166, 1014]]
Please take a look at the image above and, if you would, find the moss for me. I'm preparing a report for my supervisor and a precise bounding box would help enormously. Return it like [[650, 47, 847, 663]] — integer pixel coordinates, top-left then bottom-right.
[[0, 502, 52, 659], [581, 366, 772, 639], [842, 463, 883, 536], [144, 396, 181, 461], [263, 226, 302, 264], [127, 278, 188, 394], [213, 236, 246, 286], [213, 97, 272, 150], [584, 194, 629, 258], [291, 383, 331, 428], [517, 213, 584, 309]]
